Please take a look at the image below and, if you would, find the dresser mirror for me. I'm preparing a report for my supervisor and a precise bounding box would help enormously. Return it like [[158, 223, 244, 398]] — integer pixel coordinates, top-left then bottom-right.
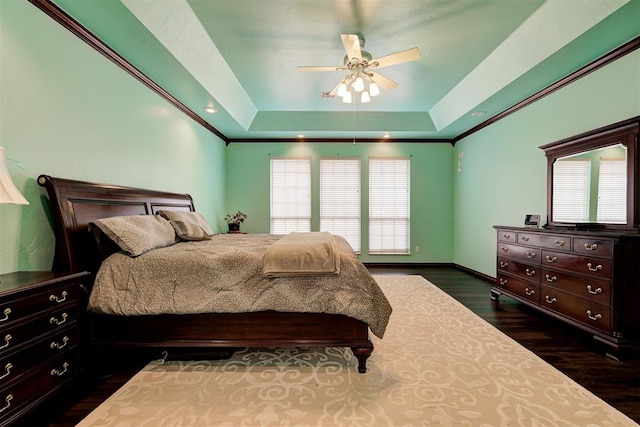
[[540, 117, 639, 230]]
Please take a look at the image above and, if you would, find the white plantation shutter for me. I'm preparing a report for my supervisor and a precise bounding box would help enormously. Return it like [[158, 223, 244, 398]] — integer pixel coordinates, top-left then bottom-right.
[[320, 158, 361, 252], [369, 157, 410, 254], [270, 158, 311, 234], [553, 160, 590, 223], [597, 159, 626, 223]]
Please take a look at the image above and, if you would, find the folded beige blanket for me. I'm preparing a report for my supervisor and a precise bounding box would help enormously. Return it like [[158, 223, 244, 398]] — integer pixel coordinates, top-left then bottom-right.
[[263, 232, 341, 277]]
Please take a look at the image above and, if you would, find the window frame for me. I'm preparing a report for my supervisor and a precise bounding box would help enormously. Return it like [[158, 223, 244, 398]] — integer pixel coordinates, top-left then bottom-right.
[[319, 157, 361, 253], [269, 157, 312, 234], [368, 156, 410, 255]]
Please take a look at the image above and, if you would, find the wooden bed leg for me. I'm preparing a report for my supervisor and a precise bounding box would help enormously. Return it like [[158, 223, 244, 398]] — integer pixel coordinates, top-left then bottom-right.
[[351, 346, 373, 373]]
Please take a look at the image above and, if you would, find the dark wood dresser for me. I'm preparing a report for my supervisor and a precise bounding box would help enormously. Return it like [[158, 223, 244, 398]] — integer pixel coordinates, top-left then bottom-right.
[[0, 271, 89, 426], [492, 226, 639, 360]]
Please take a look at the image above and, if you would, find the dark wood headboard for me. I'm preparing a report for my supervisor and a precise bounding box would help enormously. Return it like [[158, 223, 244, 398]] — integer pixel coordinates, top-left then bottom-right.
[[38, 175, 195, 274]]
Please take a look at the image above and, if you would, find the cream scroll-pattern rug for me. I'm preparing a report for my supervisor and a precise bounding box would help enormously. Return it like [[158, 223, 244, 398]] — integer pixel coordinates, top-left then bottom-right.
[[78, 275, 637, 426]]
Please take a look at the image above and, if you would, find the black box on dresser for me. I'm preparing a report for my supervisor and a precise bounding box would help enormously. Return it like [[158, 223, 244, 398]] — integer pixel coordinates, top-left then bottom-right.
[[492, 226, 639, 360], [0, 271, 89, 426]]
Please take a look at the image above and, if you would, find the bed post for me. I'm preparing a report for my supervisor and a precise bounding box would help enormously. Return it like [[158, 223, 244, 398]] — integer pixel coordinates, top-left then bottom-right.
[[351, 344, 373, 373]]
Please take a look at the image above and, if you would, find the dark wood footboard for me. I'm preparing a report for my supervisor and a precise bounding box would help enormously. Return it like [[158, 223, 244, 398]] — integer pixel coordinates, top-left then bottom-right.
[[89, 310, 373, 372]]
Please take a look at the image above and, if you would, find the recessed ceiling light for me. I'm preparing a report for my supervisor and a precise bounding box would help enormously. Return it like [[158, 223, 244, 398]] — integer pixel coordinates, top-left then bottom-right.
[[297, 134, 305, 138], [470, 111, 485, 117], [383, 133, 390, 138], [204, 106, 218, 113]]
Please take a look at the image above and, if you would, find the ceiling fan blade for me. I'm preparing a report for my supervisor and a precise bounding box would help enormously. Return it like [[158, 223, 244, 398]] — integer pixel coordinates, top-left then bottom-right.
[[297, 65, 346, 72], [341, 34, 362, 61], [369, 71, 398, 90], [370, 47, 421, 69]]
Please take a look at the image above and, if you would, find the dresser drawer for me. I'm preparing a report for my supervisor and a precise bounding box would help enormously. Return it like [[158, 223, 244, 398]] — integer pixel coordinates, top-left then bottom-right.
[[0, 350, 78, 423], [497, 230, 517, 243], [0, 327, 78, 388], [540, 268, 611, 306], [572, 237, 613, 257], [498, 257, 539, 281], [0, 284, 79, 330], [541, 250, 612, 280], [496, 274, 539, 304], [541, 286, 611, 333], [497, 243, 541, 264], [517, 232, 570, 251], [0, 307, 77, 356]]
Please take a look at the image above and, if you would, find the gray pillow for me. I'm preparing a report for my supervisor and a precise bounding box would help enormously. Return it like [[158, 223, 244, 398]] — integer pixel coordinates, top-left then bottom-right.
[[157, 210, 213, 235], [91, 215, 177, 256], [170, 220, 212, 241]]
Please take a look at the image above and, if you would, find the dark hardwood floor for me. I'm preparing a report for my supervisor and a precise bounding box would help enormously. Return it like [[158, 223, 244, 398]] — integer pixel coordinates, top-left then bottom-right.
[[16, 266, 640, 426]]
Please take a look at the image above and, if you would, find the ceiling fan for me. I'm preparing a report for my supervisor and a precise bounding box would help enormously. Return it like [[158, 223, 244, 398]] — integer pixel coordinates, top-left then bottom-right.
[[298, 34, 421, 103]]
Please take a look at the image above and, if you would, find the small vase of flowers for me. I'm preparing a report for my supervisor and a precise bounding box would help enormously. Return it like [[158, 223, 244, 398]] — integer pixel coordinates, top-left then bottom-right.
[[225, 210, 247, 233]]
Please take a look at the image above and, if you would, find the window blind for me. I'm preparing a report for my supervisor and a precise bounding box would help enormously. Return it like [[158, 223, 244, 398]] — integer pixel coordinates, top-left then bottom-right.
[[597, 159, 626, 223], [270, 158, 311, 234], [552, 160, 590, 223], [320, 158, 360, 252], [369, 157, 410, 254]]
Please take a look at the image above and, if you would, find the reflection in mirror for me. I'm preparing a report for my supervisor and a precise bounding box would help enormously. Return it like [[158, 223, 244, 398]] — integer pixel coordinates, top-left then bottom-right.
[[552, 144, 627, 224]]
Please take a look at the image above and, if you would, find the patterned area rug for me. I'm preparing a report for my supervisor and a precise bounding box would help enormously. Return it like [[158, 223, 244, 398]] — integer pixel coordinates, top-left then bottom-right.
[[78, 275, 636, 426]]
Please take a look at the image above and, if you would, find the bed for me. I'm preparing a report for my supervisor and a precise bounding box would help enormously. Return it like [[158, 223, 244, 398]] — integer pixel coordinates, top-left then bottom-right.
[[37, 175, 391, 373]]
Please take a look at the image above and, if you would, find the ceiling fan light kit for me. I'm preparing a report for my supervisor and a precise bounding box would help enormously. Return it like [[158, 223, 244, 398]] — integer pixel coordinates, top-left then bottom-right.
[[298, 34, 421, 104]]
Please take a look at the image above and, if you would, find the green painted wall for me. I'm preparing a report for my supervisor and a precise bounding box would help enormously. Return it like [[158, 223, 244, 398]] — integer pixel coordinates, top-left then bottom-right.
[[453, 49, 640, 277], [225, 142, 454, 263], [1, 0, 638, 277], [0, 1, 226, 274]]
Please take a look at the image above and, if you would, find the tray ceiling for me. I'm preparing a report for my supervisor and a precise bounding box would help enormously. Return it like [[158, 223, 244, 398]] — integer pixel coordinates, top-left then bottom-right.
[[48, 0, 640, 142]]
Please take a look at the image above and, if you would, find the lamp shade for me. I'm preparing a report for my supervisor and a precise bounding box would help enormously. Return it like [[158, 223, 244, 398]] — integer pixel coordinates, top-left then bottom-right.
[[0, 147, 28, 205]]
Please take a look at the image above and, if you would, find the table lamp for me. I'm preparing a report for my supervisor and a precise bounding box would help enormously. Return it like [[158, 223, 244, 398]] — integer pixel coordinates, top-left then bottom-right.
[[0, 147, 28, 205], [1, 147, 28, 284]]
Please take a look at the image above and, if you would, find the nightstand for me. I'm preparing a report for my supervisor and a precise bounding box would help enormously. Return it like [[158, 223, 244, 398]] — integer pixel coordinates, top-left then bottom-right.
[[0, 271, 89, 427]]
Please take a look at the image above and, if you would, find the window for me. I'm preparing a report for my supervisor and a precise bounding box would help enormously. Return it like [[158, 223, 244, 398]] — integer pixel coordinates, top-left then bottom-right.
[[552, 160, 590, 223], [597, 159, 626, 223], [320, 158, 360, 252], [369, 157, 410, 254], [270, 158, 311, 234]]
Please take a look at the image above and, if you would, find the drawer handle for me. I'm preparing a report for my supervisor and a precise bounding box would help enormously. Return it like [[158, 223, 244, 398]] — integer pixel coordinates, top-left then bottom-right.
[[526, 251, 536, 259], [524, 288, 535, 296], [525, 268, 536, 276], [51, 362, 69, 377], [584, 243, 598, 251], [545, 296, 557, 304], [49, 291, 68, 304], [545, 274, 557, 283], [50, 336, 69, 350], [49, 313, 68, 326], [587, 263, 603, 272], [499, 279, 508, 285], [521, 236, 530, 242], [502, 234, 511, 240], [499, 261, 509, 268], [0, 308, 10, 323], [501, 247, 509, 252], [0, 363, 13, 380], [554, 239, 565, 247], [0, 394, 13, 413], [586, 285, 603, 295], [546, 255, 558, 263], [586, 310, 602, 321], [0, 335, 12, 350]]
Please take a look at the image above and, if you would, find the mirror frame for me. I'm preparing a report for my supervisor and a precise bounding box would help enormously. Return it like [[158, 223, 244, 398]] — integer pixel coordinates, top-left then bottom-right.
[[540, 116, 639, 231]]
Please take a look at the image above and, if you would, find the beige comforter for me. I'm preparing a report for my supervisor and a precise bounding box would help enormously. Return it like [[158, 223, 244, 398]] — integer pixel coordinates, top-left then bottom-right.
[[89, 234, 392, 338]]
